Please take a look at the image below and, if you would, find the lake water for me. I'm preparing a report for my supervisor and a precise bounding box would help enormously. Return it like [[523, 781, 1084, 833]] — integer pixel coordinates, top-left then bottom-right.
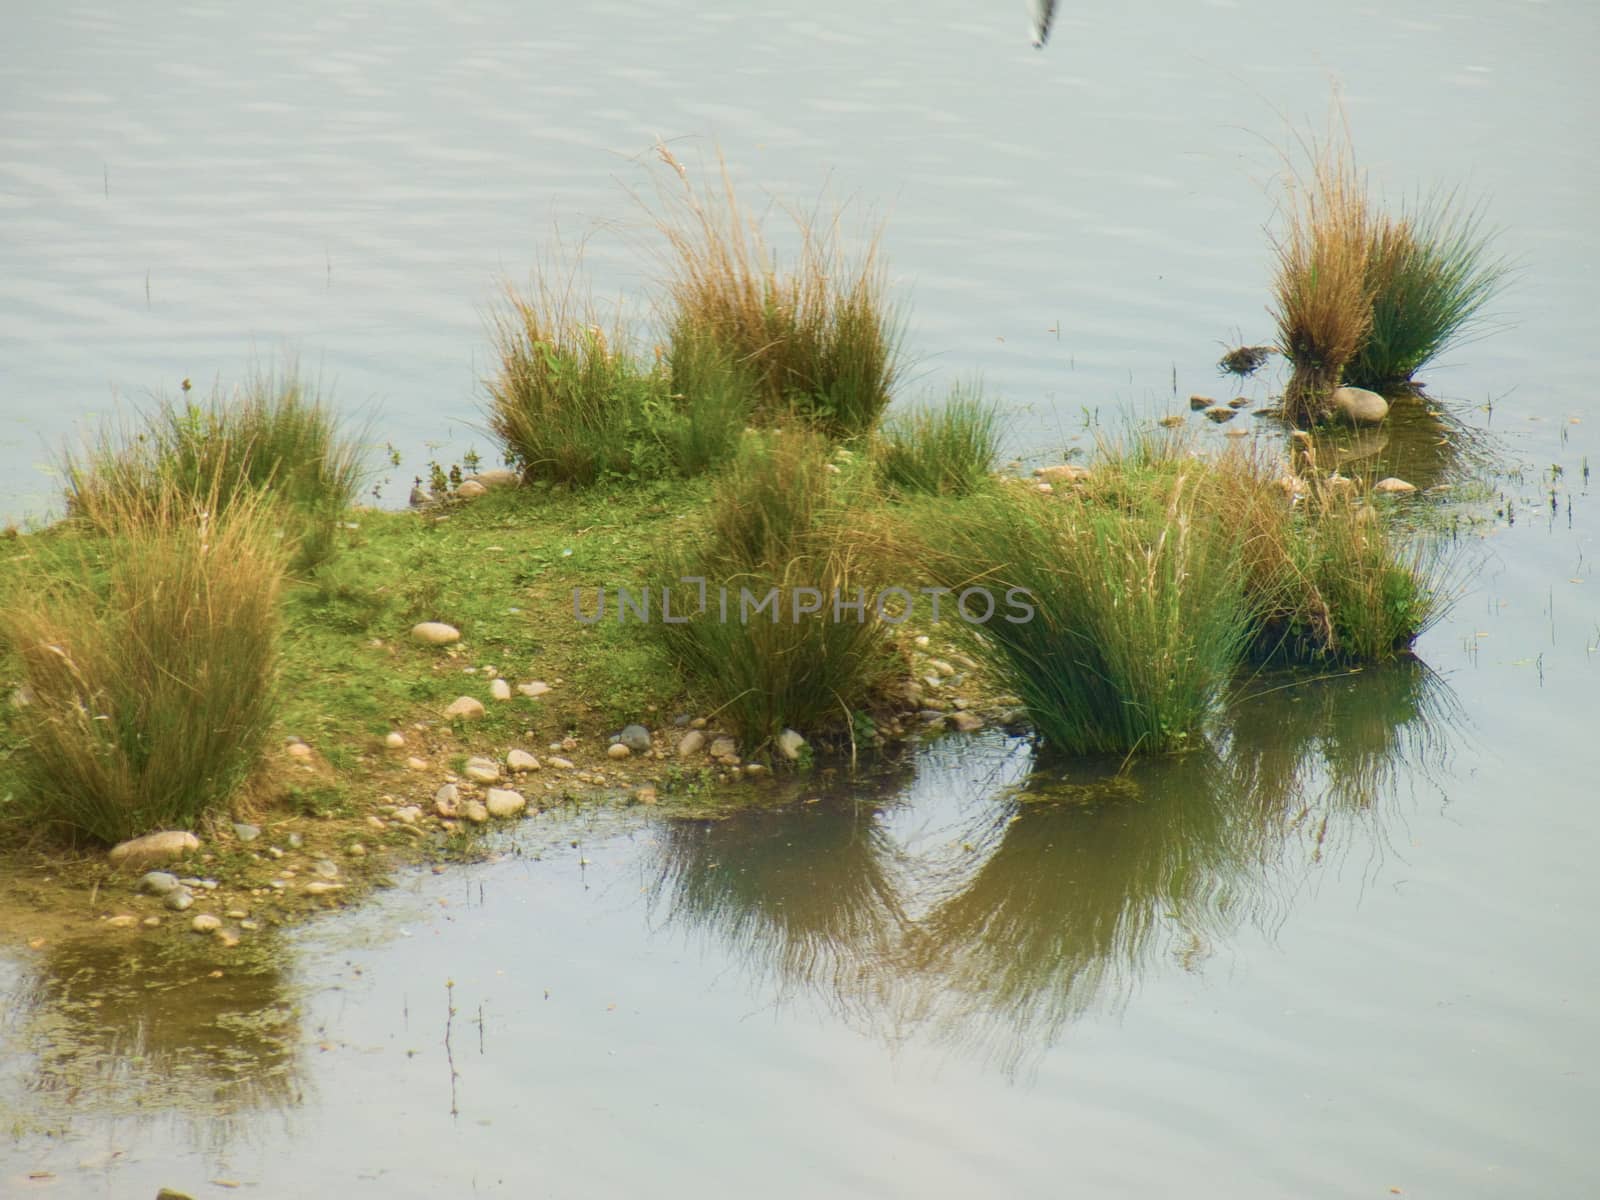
[[2, 0, 1598, 1196]]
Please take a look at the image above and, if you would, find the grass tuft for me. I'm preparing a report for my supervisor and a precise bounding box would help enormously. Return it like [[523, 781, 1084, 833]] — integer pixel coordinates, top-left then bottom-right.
[[913, 437, 1263, 756], [0, 486, 286, 845], [648, 144, 903, 439], [1346, 196, 1510, 390], [1269, 128, 1374, 425], [486, 276, 664, 486], [875, 382, 1001, 498], [653, 431, 900, 745], [63, 370, 366, 570]]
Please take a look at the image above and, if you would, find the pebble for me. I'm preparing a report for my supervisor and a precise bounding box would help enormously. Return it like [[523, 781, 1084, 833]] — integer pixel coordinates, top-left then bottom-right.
[[463, 800, 490, 824], [1033, 463, 1090, 484], [191, 914, 222, 933], [1228, 396, 1251, 409], [607, 743, 631, 760], [677, 730, 706, 757], [393, 805, 422, 824], [267, 846, 284, 860], [517, 681, 552, 698], [690, 717, 707, 729], [366, 815, 386, 830], [777, 729, 807, 761], [744, 763, 768, 778], [619, 724, 652, 752], [561, 737, 579, 751], [287, 832, 304, 849], [445, 696, 486, 720], [485, 788, 527, 818], [1189, 394, 1214, 410], [240, 920, 261, 931], [142, 916, 161, 928], [464, 756, 501, 783], [634, 786, 659, 805], [434, 784, 461, 817], [914, 635, 930, 648], [411, 622, 462, 646], [709, 736, 738, 759], [1373, 477, 1418, 495], [216, 929, 241, 948], [106, 914, 138, 929], [456, 479, 488, 499], [949, 711, 986, 733], [312, 860, 340, 879], [164, 887, 194, 912], [305, 880, 344, 895], [506, 749, 541, 773], [384, 731, 406, 749], [347, 843, 366, 857], [489, 678, 512, 701], [226, 909, 249, 920], [1158, 414, 1186, 428], [548, 756, 574, 770], [1204, 405, 1237, 423], [138, 871, 180, 897], [405, 756, 429, 771], [232, 822, 260, 843], [108, 830, 200, 869], [1331, 385, 1390, 427], [927, 659, 956, 677]]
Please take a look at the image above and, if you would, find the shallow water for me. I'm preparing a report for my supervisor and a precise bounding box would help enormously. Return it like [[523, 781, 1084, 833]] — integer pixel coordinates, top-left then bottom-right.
[[3, 0, 1599, 1196]]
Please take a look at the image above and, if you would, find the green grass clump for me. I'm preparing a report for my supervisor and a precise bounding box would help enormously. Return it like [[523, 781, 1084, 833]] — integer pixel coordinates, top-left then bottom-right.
[[875, 383, 1001, 497], [1257, 493, 1447, 664], [653, 431, 900, 745], [650, 333, 757, 476], [63, 369, 366, 570], [1345, 198, 1509, 390], [487, 284, 666, 486], [650, 144, 903, 439], [915, 439, 1262, 756], [0, 488, 286, 845]]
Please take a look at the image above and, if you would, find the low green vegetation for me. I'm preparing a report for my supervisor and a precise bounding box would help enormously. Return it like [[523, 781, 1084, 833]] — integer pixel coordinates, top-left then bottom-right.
[[874, 383, 1002, 498], [0, 486, 286, 844], [62, 369, 367, 570]]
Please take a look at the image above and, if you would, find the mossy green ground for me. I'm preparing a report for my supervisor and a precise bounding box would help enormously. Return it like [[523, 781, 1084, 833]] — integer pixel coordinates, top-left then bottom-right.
[[0, 476, 1000, 947]]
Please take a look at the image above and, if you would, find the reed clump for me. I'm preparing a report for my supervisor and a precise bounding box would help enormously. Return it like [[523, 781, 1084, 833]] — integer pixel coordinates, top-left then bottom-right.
[[649, 144, 903, 439], [1270, 132, 1374, 426], [62, 370, 366, 570], [1346, 197, 1510, 390], [910, 437, 1263, 756], [1270, 122, 1508, 417], [653, 431, 900, 745], [874, 382, 1002, 498], [1, 486, 286, 845], [487, 279, 667, 486]]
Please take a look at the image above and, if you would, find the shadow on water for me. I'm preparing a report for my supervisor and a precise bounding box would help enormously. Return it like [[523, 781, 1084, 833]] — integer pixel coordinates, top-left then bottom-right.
[[0, 933, 304, 1149], [647, 661, 1464, 1075]]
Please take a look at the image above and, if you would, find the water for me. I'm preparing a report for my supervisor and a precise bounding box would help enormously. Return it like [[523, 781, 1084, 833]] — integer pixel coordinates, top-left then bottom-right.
[[2, 0, 1598, 1195]]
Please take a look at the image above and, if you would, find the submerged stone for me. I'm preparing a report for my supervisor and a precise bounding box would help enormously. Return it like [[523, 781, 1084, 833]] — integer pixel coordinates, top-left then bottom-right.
[[1331, 386, 1389, 426]]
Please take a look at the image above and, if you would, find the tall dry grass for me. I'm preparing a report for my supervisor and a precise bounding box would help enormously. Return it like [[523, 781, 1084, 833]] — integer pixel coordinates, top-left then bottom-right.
[[647, 144, 903, 439], [1270, 130, 1374, 425], [2, 485, 286, 845], [63, 369, 365, 569]]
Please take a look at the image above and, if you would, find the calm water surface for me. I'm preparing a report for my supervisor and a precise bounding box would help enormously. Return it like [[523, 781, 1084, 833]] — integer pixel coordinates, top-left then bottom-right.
[[2, 1, 1598, 1196]]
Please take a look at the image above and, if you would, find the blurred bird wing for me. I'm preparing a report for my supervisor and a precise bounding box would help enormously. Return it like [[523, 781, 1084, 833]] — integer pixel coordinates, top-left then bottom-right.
[[1028, 0, 1058, 47]]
